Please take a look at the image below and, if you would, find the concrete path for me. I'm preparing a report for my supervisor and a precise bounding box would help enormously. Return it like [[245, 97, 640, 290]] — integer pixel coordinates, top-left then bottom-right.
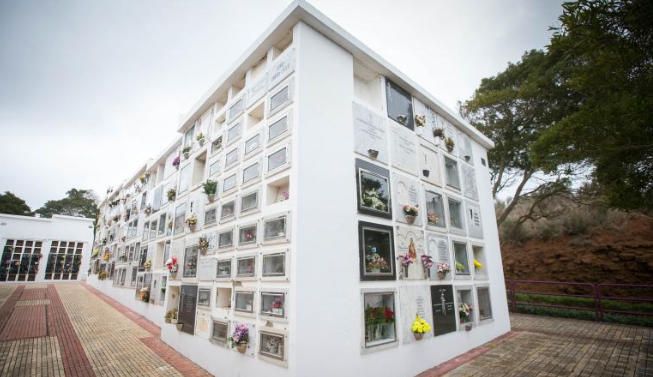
[[0, 283, 651, 377]]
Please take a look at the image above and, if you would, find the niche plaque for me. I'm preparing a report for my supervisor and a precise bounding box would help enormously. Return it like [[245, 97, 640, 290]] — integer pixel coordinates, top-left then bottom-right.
[[430, 285, 457, 336], [395, 226, 425, 280], [178, 285, 198, 335], [353, 102, 388, 163], [399, 286, 434, 344]]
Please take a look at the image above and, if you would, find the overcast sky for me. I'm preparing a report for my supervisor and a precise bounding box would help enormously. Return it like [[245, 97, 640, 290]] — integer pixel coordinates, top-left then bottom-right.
[[0, 0, 563, 210]]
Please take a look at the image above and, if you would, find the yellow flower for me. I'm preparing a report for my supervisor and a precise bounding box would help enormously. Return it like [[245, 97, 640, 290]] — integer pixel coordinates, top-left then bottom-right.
[[411, 315, 432, 334], [474, 259, 483, 269]]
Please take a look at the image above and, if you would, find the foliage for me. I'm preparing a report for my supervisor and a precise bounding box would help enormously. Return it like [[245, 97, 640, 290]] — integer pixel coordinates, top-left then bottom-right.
[[35, 189, 98, 220], [202, 180, 217, 196], [0, 191, 32, 215]]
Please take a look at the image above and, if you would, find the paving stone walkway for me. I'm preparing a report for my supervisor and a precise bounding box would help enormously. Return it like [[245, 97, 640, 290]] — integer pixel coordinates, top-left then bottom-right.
[[1, 283, 651, 377], [0, 283, 211, 377]]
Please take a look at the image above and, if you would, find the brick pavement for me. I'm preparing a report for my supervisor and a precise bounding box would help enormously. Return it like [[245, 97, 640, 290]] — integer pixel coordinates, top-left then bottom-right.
[[418, 314, 653, 377]]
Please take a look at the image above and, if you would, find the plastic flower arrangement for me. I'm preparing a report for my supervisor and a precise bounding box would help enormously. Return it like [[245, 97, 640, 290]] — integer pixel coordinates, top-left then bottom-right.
[[427, 212, 439, 224], [143, 260, 152, 271], [421, 255, 434, 269], [172, 156, 181, 169], [411, 315, 432, 334], [229, 323, 249, 346], [397, 253, 414, 268], [455, 261, 466, 272], [402, 204, 419, 216], [166, 256, 178, 273], [473, 259, 483, 270], [366, 253, 389, 272], [185, 214, 198, 226], [167, 188, 177, 201], [196, 133, 205, 144], [198, 236, 209, 253], [459, 303, 473, 322], [436, 262, 451, 273]]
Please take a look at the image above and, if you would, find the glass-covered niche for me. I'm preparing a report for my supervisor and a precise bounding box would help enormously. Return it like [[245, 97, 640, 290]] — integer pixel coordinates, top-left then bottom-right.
[[218, 228, 233, 249], [216, 259, 232, 279], [355, 159, 392, 219], [226, 122, 243, 145], [444, 156, 461, 190], [269, 79, 293, 116], [211, 136, 223, 155], [385, 79, 414, 130], [260, 292, 285, 317], [262, 252, 285, 278], [240, 191, 259, 214], [211, 321, 228, 344], [267, 146, 289, 174], [239, 224, 257, 246], [222, 173, 237, 193], [204, 207, 217, 227], [215, 287, 232, 310], [447, 196, 465, 233], [236, 256, 255, 278], [477, 287, 492, 321], [242, 161, 261, 185], [220, 200, 235, 222], [453, 241, 470, 276], [268, 114, 289, 144], [209, 159, 220, 177], [263, 215, 287, 243], [457, 289, 474, 325], [358, 222, 395, 281], [234, 291, 254, 313], [228, 99, 244, 122], [225, 147, 239, 170], [198, 288, 211, 307], [183, 246, 198, 278], [259, 331, 285, 361], [425, 190, 446, 228], [472, 245, 487, 279], [244, 134, 261, 157], [363, 292, 397, 348]]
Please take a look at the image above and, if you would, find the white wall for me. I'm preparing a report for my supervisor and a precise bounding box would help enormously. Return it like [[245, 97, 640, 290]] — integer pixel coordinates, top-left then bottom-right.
[[0, 214, 94, 282]]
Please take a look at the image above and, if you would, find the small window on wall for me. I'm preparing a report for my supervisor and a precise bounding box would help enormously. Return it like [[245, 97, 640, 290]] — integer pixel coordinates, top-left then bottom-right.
[[225, 148, 239, 170], [179, 165, 191, 193], [260, 292, 285, 317], [263, 215, 287, 242], [216, 259, 232, 279], [472, 245, 487, 279], [477, 287, 492, 321], [209, 160, 220, 177], [218, 229, 234, 249], [240, 191, 259, 214], [356, 159, 392, 219], [220, 200, 236, 222], [358, 222, 395, 281], [174, 204, 186, 236], [228, 99, 244, 121], [453, 241, 470, 276], [236, 256, 255, 278], [198, 288, 211, 307], [259, 331, 285, 361], [444, 157, 461, 190], [425, 190, 446, 228], [363, 292, 396, 348], [448, 197, 465, 232], [262, 253, 285, 278], [239, 224, 257, 246], [269, 80, 293, 116], [385, 79, 414, 130], [268, 114, 289, 143], [234, 291, 254, 313], [211, 321, 229, 344]]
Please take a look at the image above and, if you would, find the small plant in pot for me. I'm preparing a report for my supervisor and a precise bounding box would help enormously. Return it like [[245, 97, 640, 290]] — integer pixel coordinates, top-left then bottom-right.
[[182, 146, 192, 159], [411, 314, 431, 340], [367, 148, 379, 159], [459, 303, 473, 329], [422, 169, 430, 177], [196, 132, 206, 146], [229, 323, 249, 354], [143, 204, 152, 215], [415, 114, 426, 127], [185, 213, 198, 232], [165, 308, 178, 324], [445, 137, 455, 153], [198, 236, 209, 255], [167, 188, 176, 202], [202, 180, 217, 202], [402, 204, 419, 224], [143, 259, 152, 271], [433, 128, 445, 139]]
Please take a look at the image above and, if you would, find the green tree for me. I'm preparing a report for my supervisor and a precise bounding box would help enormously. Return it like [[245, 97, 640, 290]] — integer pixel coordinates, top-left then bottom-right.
[[0, 191, 32, 216], [36, 189, 98, 220], [532, 0, 653, 211]]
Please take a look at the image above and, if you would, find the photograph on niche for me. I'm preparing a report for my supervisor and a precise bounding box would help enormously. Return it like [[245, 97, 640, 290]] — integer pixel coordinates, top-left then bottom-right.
[[356, 159, 392, 219], [259, 332, 285, 360], [358, 221, 396, 281]]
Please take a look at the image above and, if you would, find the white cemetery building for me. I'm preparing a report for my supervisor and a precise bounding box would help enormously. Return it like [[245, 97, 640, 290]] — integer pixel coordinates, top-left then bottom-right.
[[0, 213, 94, 283], [88, 2, 510, 376]]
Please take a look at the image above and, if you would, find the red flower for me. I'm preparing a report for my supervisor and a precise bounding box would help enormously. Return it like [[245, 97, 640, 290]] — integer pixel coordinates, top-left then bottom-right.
[[384, 308, 394, 321]]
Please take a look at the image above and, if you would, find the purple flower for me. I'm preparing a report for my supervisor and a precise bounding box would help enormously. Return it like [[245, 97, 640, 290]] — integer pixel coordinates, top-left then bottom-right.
[[172, 156, 181, 167]]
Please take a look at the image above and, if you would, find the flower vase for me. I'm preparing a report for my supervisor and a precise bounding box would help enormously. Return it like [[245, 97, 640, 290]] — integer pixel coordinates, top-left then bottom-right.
[[371, 267, 380, 274], [170, 318, 177, 325], [175, 323, 183, 331], [403, 267, 409, 279], [374, 324, 383, 340], [405, 215, 416, 224], [368, 149, 379, 159], [199, 140, 205, 147], [207, 194, 215, 203], [189, 224, 196, 232], [413, 332, 424, 341], [438, 271, 446, 280], [465, 324, 472, 332], [366, 325, 375, 342], [237, 342, 247, 353], [183, 152, 190, 159], [424, 268, 430, 279]]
